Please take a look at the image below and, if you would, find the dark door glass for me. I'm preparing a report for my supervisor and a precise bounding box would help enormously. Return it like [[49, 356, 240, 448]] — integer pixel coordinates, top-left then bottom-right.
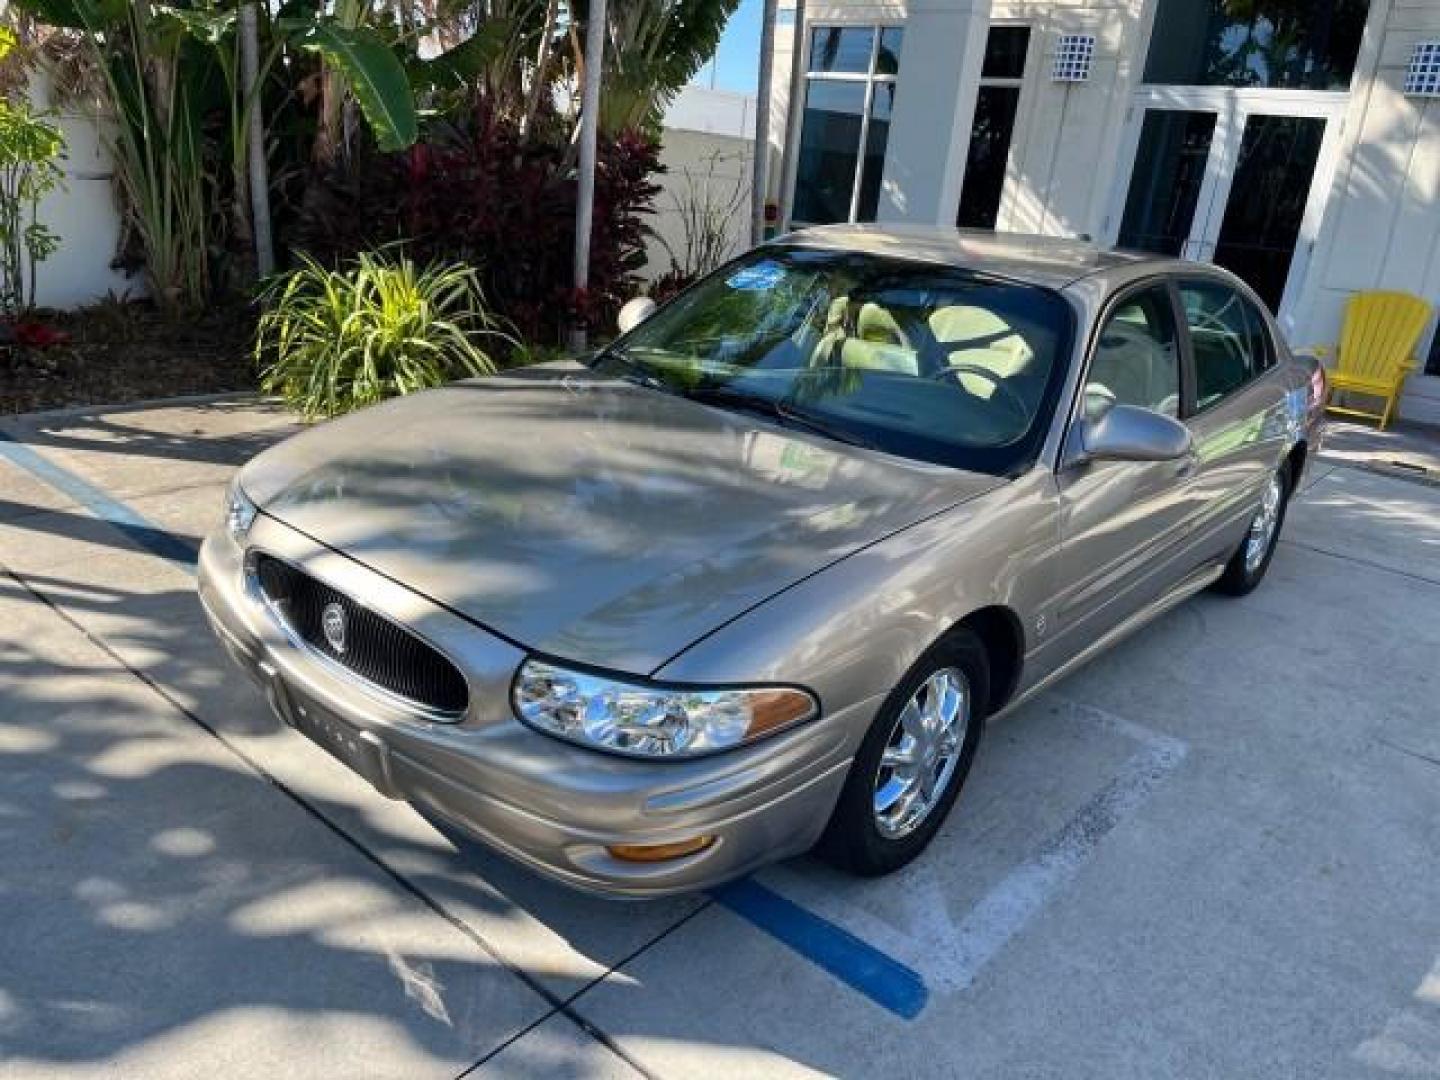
[[792, 82, 867, 223], [981, 26, 1030, 78], [957, 86, 1022, 228], [809, 26, 875, 73], [1118, 110, 1217, 256], [1142, 0, 1369, 90], [1211, 115, 1325, 311]]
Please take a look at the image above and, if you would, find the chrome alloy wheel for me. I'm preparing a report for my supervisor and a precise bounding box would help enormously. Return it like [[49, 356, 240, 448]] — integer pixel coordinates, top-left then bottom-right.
[[872, 667, 969, 839], [1244, 472, 1284, 573]]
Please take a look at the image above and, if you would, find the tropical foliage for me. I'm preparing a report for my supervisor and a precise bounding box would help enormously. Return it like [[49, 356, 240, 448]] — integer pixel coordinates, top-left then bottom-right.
[[298, 112, 662, 341], [8, 0, 420, 310], [8, 0, 739, 351], [0, 27, 65, 315], [256, 250, 511, 418]]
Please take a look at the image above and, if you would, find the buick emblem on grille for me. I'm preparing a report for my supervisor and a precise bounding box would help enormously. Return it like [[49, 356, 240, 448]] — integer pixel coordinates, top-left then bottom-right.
[[321, 602, 348, 654]]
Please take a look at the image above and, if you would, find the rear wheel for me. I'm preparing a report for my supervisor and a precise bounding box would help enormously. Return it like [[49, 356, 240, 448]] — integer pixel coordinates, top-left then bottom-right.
[[1214, 462, 1291, 596], [819, 630, 989, 876]]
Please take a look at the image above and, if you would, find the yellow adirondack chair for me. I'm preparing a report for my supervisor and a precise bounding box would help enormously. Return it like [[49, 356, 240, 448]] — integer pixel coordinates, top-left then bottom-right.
[[1307, 290, 1432, 430]]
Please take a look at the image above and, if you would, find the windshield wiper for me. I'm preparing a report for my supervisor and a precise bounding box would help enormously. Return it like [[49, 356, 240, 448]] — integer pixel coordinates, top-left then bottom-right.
[[593, 345, 668, 392], [685, 385, 875, 450]]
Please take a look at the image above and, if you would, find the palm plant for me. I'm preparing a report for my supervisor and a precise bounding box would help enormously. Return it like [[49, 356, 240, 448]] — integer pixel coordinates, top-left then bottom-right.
[[427, 0, 738, 136], [255, 250, 514, 418], [586, 0, 739, 133], [13, 0, 421, 309]]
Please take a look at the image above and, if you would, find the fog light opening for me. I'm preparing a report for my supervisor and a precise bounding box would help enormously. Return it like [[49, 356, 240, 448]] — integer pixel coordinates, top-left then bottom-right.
[[606, 836, 716, 863]]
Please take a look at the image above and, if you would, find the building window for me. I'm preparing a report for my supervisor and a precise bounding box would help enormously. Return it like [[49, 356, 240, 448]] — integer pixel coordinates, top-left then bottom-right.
[[957, 26, 1030, 229], [791, 26, 903, 225], [1142, 0, 1370, 91]]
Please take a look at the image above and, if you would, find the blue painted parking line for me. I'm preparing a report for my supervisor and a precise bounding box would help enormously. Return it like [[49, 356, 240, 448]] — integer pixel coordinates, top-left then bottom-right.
[[0, 430, 199, 573], [0, 431, 932, 1020], [711, 878, 929, 1019]]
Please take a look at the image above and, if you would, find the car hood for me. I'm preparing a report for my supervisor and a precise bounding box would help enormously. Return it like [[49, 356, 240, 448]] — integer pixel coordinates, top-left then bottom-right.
[[242, 364, 1003, 673]]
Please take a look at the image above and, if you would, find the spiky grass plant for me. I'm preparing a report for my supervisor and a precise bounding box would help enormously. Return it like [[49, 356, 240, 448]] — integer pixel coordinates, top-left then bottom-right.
[[256, 251, 512, 419]]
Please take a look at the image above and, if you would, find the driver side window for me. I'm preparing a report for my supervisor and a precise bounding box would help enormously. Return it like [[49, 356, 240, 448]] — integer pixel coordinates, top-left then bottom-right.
[[1085, 285, 1180, 420]]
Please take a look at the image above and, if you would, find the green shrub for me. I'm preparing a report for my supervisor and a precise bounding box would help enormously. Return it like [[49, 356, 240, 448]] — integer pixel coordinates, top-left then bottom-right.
[[0, 27, 65, 316], [256, 251, 512, 419]]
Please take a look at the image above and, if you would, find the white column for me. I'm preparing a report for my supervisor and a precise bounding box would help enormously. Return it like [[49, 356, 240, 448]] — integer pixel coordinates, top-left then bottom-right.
[[876, 0, 992, 226]]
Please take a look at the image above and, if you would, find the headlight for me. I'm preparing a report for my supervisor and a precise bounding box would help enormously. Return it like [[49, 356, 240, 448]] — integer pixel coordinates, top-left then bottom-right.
[[223, 478, 258, 541], [512, 659, 818, 759]]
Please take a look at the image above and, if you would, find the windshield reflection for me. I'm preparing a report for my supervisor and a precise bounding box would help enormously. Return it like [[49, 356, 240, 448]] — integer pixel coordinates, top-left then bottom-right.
[[596, 247, 1074, 475]]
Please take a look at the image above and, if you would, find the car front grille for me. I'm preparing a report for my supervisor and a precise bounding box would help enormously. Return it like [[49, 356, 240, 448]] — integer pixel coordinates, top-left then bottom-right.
[[253, 554, 468, 718]]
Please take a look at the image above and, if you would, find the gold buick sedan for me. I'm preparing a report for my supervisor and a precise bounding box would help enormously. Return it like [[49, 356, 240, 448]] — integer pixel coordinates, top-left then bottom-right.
[[199, 227, 1325, 896]]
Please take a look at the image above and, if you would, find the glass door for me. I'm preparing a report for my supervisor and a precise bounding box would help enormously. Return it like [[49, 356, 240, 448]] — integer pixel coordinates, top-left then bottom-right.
[[1117, 109, 1219, 257], [1111, 93, 1342, 322], [1206, 113, 1326, 312]]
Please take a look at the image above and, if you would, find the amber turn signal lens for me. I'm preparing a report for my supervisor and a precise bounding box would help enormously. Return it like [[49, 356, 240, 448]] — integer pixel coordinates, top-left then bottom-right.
[[745, 689, 817, 739], [607, 836, 716, 863]]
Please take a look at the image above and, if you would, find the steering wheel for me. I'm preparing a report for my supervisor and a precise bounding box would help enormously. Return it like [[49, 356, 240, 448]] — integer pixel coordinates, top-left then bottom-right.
[[930, 363, 1030, 422]]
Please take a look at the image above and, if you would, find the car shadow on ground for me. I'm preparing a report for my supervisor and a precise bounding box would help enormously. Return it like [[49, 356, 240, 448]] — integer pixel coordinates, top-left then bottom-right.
[[0, 399, 302, 472]]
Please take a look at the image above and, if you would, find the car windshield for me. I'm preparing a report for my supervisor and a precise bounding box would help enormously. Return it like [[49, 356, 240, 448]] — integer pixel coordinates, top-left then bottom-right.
[[596, 247, 1075, 474]]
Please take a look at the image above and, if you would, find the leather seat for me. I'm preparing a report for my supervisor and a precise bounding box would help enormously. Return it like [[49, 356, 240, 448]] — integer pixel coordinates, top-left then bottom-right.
[[928, 305, 1034, 397], [840, 303, 919, 374]]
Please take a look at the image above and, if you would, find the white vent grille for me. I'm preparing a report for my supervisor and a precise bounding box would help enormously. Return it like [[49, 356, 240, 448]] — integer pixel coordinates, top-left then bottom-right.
[[1052, 34, 1095, 82], [1405, 40, 1440, 97]]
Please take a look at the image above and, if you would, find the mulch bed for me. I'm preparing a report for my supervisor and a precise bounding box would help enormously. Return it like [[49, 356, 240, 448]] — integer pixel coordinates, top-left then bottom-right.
[[1, 302, 259, 415]]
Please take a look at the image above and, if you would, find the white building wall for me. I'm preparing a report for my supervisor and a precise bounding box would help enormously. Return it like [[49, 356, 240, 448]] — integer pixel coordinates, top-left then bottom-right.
[[645, 86, 756, 281], [770, 0, 1149, 233], [992, 0, 1146, 240], [1292, 0, 1440, 423], [875, 0, 991, 224], [25, 72, 135, 309], [770, 0, 1440, 423]]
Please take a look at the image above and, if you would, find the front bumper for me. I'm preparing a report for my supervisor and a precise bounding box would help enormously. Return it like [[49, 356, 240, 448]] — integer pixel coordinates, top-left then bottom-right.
[[197, 512, 862, 897]]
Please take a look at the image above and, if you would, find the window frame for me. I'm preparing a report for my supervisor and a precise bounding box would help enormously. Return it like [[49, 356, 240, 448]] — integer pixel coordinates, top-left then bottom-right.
[[1174, 273, 1278, 414], [789, 23, 904, 226]]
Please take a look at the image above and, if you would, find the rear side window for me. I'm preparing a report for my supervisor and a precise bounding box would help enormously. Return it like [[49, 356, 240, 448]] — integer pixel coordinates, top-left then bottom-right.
[[1179, 280, 1273, 410]]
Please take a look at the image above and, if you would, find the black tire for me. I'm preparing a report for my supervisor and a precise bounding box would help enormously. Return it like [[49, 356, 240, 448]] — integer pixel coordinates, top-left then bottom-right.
[[818, 629, 989, 877], [1213, 461, 1292, 596]]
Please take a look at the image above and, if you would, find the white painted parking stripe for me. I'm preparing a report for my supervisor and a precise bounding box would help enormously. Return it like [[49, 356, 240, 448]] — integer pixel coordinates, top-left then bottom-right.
[[761, 703, 1187, 994]]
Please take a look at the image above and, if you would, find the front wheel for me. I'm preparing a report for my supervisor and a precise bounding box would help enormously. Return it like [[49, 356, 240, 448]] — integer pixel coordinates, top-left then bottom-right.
[[818, 630, 989, 876], [1214, 462, 1291, 596]]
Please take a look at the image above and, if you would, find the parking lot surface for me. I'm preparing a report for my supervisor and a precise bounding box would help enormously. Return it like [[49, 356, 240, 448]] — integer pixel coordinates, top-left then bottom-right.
[[2, 396, 1438, 1078]]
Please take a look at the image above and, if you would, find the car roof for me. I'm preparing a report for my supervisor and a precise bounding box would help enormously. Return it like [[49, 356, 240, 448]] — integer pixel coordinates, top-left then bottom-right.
[[776, 224, 1178, 291]]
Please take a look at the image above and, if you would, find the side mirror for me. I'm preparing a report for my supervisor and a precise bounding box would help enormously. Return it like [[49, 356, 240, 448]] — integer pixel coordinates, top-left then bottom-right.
[[1069, 403, 1193, 465], [617, 296, 657, 335]]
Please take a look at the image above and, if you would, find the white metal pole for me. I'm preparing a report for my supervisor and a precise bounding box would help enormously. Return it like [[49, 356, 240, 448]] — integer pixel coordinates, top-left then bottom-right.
[[571, 0, 607, 351], [751, 0, 778, 246], [781, 0, 806, 228], [240, 3, 274, 278]]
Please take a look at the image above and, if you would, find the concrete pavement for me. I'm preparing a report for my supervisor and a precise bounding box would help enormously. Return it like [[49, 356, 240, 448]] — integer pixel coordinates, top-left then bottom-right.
[[1, 396, 1438, 1078]]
